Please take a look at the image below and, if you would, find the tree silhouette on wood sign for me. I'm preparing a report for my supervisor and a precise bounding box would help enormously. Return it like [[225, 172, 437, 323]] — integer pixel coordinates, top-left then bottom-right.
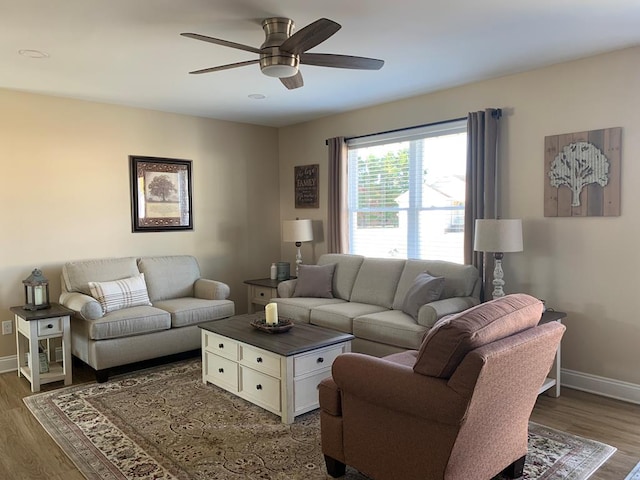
[[148, 175, 177, 202], [548, 141, 609, 207]]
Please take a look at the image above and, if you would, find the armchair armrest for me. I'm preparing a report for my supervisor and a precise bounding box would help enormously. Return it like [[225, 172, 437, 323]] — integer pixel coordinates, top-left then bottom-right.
[[277, 279, 297, 298], [331, 353, 468, 425], [417, 296, 481, 328], [194, 278, 231, 300], [59, 291, 103, 320]]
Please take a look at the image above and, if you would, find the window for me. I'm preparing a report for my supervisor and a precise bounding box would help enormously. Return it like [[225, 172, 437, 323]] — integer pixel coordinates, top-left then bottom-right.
[[347, 119, 467, 263]]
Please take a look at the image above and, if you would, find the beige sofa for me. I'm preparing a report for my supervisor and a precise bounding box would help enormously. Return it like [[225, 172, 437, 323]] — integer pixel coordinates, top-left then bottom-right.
[[59, 255, 234, 381], [273, 254, 481, 357]]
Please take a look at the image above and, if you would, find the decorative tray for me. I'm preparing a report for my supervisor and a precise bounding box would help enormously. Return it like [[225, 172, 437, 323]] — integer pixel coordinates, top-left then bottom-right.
[[250, 317, 294, 334]]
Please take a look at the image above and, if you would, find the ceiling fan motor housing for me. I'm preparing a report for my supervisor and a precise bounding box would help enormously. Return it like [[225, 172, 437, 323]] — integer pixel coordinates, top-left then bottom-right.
[[260, 17, 299, 78]]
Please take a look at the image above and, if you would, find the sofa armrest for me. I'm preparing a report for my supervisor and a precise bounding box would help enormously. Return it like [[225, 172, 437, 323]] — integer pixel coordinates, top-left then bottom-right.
[[331, 353, 468, 425], [277, 279, 298, 298], [417, 296, 481, 328], [59, 291, 103, 320], [194, 278, 230, 300]]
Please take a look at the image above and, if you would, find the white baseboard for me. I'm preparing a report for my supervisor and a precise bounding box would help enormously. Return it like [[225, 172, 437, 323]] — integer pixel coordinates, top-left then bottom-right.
[[0, 355, 17, 374], [562, 368, 640, 405]]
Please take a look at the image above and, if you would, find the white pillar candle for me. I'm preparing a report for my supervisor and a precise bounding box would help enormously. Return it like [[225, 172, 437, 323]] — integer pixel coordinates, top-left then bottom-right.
[[34, 286, 44, 305], [265, 303, 278, 325]]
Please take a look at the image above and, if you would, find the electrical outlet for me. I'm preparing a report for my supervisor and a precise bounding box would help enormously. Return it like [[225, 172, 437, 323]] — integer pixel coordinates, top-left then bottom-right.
[[2, 320, 12, 335]]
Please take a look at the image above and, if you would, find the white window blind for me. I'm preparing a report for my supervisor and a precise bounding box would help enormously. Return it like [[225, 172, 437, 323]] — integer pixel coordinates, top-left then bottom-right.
[[346, 119, 467, 262]]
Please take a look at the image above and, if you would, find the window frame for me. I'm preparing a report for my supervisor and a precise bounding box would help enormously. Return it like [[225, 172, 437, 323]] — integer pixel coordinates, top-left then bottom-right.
[[346, 119, 467, 260]]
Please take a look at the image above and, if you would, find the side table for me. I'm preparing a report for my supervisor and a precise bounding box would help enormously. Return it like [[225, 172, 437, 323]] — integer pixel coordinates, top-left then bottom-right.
[[10, 303, 73, 392], [538, 310, 566, 397], [244, 277, 294, 313]]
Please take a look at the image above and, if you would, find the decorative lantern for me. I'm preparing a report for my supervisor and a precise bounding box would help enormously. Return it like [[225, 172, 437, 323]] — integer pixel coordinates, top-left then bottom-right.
[[23, 268, 50, 311]]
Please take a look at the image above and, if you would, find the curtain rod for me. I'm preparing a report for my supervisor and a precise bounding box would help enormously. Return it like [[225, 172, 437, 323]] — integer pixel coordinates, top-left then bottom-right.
[[325, 109, 501, 145]]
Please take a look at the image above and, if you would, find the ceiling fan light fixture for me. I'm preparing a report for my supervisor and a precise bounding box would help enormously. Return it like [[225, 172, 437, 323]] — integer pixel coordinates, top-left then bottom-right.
[[261, 64, 298, 78]]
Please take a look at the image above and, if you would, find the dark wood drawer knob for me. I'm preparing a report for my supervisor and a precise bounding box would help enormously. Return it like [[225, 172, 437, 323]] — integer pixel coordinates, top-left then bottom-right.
[[260, 292, 265, 297], [256, 357, 263, 363], [218, 343, 224, 348], [317, 357, 324, 363], [256, 384, 263, 390], [218, 368, 224, 373]]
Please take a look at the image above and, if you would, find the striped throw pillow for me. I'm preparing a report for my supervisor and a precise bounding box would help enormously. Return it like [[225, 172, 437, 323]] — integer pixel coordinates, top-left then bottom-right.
[[88, 273, 152, 314]]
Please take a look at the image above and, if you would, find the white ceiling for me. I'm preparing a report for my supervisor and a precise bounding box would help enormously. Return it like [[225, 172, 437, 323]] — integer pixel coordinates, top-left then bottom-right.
[[3, 0, 639, 127]]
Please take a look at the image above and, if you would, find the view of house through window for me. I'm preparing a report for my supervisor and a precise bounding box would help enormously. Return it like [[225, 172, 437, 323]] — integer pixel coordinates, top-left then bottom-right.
[[347, 119, 467, 263]]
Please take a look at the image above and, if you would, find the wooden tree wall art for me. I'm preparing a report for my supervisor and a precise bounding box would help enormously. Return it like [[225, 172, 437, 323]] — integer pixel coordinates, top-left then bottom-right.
[[544, 127, 621, 217]]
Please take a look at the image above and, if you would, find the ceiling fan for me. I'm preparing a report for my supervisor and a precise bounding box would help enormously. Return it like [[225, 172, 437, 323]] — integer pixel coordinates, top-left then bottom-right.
[[181, 17, 384, 90]]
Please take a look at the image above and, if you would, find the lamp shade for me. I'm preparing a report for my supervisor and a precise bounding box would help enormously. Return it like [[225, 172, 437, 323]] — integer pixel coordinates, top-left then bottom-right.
[[282, 219, 313, 243], [473, 219, 523, 253]]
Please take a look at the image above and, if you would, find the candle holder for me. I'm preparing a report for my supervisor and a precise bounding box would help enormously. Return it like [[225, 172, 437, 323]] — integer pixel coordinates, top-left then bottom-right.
[[250, 317, 294, 333], [23, 268, 51, 311]]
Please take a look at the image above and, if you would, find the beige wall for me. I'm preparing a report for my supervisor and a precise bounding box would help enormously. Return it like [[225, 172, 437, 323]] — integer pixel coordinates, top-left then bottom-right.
[[0, 90, 281, 357], [279, 46, 640, 386]]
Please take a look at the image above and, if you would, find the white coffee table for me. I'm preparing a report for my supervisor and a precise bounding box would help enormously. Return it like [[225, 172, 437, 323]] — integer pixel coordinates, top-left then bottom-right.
[[200, 314, 353, 424]]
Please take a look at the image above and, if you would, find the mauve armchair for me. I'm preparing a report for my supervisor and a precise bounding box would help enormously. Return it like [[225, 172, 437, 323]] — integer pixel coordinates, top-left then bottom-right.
[[318, 294, 565, 480]]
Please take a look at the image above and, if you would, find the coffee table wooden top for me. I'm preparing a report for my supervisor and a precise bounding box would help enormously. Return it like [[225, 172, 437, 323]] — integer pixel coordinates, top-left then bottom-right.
[[199, 314, 354, 357]]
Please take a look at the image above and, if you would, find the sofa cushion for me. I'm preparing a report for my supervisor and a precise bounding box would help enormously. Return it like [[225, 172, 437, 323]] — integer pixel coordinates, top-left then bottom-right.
[[87, 305, 171, 341], [310, 302, 388, 334], [401, 273, 445, 320], [293, 263, 336, 298], [353, 310, 428, 351], [137, 256, 200, 302], [349, 258, 406, 309], [317, 254, 365, 301], [152, 298, 235, 327], [88, 273, 152, 314], [271, 297, 346, 324], [413, 294, 544, 378], [63, 257, 140, 296]]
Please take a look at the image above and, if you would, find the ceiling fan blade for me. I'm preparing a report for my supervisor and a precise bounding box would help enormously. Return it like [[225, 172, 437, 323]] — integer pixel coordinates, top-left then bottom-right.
[[280, 71, 304, 89], [188, 59, 260, 74], [180, 32, 261, 54], [300, 53, 384, 70], [279, 18, 341, 54]]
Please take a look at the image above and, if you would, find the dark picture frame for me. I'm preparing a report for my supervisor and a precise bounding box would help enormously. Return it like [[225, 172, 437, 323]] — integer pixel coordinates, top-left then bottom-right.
[[294, 164, 319, 208], [129, 156, 193, 232]]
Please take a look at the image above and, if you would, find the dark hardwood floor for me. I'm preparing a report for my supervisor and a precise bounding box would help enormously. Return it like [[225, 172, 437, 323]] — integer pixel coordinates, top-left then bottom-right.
[[0, 357, 638, 479]]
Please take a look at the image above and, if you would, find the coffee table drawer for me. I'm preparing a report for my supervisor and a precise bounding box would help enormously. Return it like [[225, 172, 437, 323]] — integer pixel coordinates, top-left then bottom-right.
[[203, 331, 238, 361], [205, 354, 238, 390], [294, 369, 332, 414], [240, 345, 281, 377], [240, 366, 280, 413], [294, 344, 344, 376]]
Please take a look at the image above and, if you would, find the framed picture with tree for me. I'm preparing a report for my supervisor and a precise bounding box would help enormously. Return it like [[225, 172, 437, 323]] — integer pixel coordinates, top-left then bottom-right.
[[129, 156, 193, 232]]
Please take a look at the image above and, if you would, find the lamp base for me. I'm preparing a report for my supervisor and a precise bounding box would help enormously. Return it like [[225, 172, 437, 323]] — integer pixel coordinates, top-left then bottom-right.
[[295, 242, 302, 276], [491, 252, 505, 299]]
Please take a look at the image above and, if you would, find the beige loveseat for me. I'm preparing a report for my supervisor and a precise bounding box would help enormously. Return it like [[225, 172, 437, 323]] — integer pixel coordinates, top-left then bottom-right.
[[59, 255, 234, 381], [273, 254, 481, 357]]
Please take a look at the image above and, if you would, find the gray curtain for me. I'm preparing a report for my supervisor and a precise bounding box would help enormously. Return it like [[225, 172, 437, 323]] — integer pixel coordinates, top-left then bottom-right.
[[327, 136, 348, 253], [464, 109, 501, 301]]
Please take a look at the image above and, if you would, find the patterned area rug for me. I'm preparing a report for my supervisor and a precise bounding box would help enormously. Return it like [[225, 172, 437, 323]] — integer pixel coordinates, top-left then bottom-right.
[[625, 461, 640, 480], [24, 359, 616, 480]]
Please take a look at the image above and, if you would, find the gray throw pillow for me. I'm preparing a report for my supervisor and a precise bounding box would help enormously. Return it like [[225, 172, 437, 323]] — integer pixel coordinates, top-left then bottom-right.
[[292, 264, 336, 298], [402, 272, 445, 320]]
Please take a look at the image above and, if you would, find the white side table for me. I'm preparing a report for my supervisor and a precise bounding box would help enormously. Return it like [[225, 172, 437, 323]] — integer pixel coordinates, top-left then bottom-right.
[[538, 310, 566, 397], [11, 303, 73, 392], [243, 277, 294, 313]]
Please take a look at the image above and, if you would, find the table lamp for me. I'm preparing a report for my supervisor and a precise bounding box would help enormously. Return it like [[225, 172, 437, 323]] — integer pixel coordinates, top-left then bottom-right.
[[473, 218, 523, 299], [282, 219, 313, 276]]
